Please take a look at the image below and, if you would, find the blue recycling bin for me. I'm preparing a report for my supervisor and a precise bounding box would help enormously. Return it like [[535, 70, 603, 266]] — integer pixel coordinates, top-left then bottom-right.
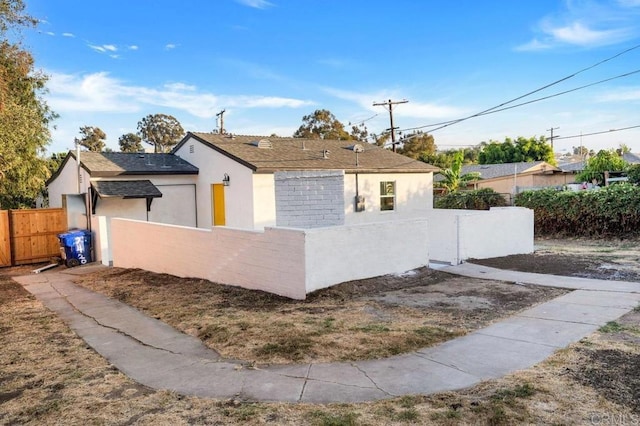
[[58, 230, 92, 267]]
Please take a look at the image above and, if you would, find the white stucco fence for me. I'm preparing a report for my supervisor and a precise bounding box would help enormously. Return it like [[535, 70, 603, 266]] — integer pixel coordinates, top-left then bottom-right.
[[427, 207, 534, 265], [110, 218, 429, 299]]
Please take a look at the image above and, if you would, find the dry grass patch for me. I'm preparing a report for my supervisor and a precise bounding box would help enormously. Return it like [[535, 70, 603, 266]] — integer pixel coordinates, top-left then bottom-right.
[[73, 267, 565, 364], [3, 254, 639, 424]]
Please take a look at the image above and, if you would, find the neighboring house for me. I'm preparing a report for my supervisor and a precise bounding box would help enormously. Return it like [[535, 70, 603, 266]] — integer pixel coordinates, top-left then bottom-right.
[[172, 132, 439, 230], [47, 151, 199, 227], [435, 161, 570, 195], [623, 152, 640, 164]]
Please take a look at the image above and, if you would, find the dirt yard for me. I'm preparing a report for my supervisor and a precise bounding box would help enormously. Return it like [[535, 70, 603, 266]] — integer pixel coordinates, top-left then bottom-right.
[[1, 238, 639, 425]]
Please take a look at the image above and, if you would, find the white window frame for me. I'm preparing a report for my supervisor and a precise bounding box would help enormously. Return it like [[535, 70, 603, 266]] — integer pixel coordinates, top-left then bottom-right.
[[380, 181, 396, 211]]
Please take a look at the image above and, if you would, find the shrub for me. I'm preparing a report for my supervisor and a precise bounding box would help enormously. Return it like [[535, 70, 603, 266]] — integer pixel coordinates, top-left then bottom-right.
[[515, 184, 640, 237], [627, 164, 640, 185], [435, 188, 508, 210]]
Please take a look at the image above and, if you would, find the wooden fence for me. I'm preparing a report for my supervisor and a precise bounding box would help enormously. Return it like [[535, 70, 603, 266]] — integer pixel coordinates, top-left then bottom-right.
[[0, 208, 67, 267]]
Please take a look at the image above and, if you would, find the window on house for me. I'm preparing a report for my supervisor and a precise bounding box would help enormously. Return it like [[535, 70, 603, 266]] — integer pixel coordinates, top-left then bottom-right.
[[189, 144, 194, 154], [380, 181, 395, 211]]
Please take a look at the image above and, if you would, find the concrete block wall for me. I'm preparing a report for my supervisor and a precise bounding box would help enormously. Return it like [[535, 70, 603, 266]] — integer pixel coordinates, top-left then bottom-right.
[[111, 219, 307, 299], [275, 170, 345, 228], [109, 217, 430, 299], [427, 207, 534, 264], [304, 219, 429, 293]]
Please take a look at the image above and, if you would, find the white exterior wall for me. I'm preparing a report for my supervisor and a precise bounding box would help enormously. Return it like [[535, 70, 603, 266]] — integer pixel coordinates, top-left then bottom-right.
[[91, 175, 197, 227], [110, 218, 429, 299], [147, 184, 197, 227], [344, 172, 433, 225], [253, 174, 276, 229], [304, 219, 429, 293], [47, 156, 197, 227], [90, 215, 111, 265], [47, 157, 91, 208], [428, 207, 534, 264], [112, 219, 307, 299], [174, 137, 256, 229], [251, 171, 433, 230]]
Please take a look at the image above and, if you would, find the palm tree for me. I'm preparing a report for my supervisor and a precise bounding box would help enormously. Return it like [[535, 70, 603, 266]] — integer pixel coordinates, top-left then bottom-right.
[[436, 150, 481, 194]]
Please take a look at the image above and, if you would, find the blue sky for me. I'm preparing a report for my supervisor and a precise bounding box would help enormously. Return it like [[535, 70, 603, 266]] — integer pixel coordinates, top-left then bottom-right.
[[23, 0, 640, 155]]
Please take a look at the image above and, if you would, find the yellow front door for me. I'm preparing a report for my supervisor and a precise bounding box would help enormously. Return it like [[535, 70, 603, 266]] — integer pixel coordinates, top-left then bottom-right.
[[211, 184, 226, 226]]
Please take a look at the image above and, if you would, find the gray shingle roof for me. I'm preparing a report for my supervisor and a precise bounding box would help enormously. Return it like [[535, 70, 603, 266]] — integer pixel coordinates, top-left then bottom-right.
[[558, 161, 585, 172], [91, 180, 163, 198], [435, 161, 560, 182], [623, 152, 640, 164], [78, 152, 198, 177], [177, 132, 439, 174]]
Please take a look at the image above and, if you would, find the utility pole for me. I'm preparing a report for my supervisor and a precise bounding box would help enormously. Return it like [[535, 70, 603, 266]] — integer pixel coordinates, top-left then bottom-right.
[[373, 99, 408, 152], [547, 126, 559, 151], [216, 109, 226, 134]]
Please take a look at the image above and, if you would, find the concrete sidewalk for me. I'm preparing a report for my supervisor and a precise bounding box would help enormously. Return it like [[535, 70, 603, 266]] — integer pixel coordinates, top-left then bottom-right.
[[13, 263, 640, 403]]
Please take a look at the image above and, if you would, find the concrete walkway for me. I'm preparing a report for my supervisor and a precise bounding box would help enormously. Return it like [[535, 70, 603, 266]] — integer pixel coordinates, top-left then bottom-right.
[[13, 263, 640, 403]]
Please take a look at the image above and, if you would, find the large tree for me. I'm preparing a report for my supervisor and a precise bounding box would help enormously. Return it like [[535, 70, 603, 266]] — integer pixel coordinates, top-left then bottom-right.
[[0, 1, 56, 209], [137, 113, 184, 153], [576, 149, 628, 184], [396, 131, 436, 160], [293, 109, 356, 141], [118, 132, 143, 153], [478, 136, 554, 165], [75, 126, 106, 152]]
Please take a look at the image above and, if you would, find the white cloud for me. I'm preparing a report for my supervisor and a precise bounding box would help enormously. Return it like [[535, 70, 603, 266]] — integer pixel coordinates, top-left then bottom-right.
[[323, 87, 464, 119], [88, 44, 106, 53], [518, 2, 640, 50], [617, 0, 640, 7], [235, 0, 274, 9], [164, 82, 196, 92], [47, 72, 140, 113], [45, 71, 313, 119], [45, 31, 55, 36], [128, 45, 139, 50], [597, 86, 640, 101], [544, 21, 631, 46], [230, 96, 312, 108], [62, 32, 75, 37], [89, 44, 119, 54], [515, 38, 552, 51], [165, 43, 177, 50]]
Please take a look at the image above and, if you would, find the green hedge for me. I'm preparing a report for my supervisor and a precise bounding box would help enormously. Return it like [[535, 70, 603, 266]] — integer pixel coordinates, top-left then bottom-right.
[[434, 188, 508, 210], [514, 185, 640, 237]]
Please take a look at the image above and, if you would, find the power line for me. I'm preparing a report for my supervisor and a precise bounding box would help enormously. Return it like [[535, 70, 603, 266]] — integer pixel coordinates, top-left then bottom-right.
[[348, 113, 379, 127], [554, 125, 640, 141], [398, 42, 640, 134], [399, 68, 640, 135]]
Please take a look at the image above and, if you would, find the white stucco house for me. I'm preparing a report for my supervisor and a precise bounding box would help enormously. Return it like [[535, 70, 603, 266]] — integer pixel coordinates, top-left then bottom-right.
[[172, 132, 440, 230], [46, 151, 200, 227]]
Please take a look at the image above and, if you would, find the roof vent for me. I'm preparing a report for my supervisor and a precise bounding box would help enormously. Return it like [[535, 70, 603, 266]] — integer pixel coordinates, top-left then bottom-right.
[[323, 149, 330, 159], [252, 139, 272, 149]]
